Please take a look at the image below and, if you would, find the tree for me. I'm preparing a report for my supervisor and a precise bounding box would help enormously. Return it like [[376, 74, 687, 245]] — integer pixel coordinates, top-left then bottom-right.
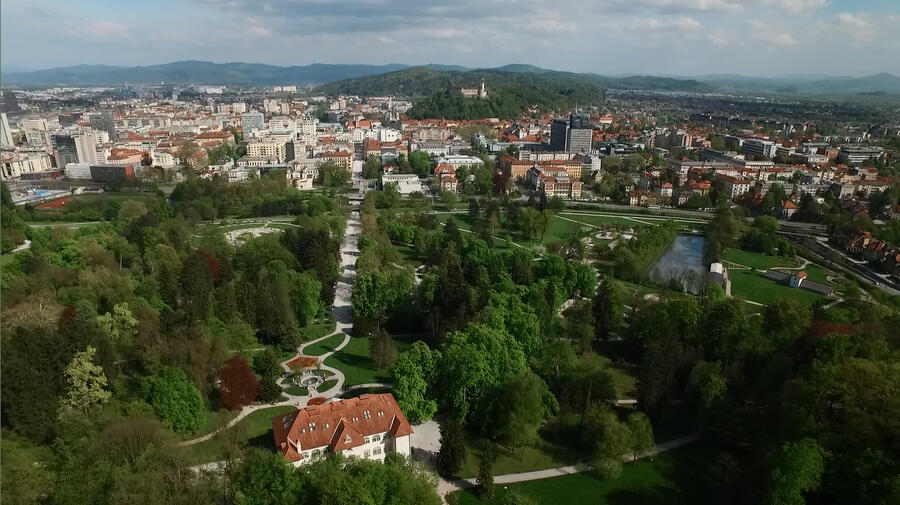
[[476, 443, 496, 497], [437, 323, 528, 419], [180, 249, 217, 321], [96, 302, 138, 342], [363, 155, 382, 179], [626, 411, 654, 464], [233, 448, 300, 505], [177, 140, 204, 175], [318, 162, 350, 187], [219, 355, 261, 410], [370, 329, 398, 369], [58, 346, 111, 417], [687, 360, 727, 410], [768, 438, 827, 505], [440, 189, 458, 211], [593, 277, 624, 341], [582, 402, 632, 479], [408, 150, 432, 177], [436, 420, 466, 478], [391, 347, 437, 422], [487, 372, 549, 452], [293, 271, 322, 326], [143, 367, 206, 435]]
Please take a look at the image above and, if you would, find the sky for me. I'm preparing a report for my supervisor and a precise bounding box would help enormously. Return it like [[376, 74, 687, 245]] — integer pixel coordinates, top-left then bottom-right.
[[2, 0, 899, 77]]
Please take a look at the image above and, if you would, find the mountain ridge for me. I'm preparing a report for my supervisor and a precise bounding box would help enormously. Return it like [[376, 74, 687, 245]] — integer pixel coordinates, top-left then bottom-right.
[[2, 60, 898, 95]]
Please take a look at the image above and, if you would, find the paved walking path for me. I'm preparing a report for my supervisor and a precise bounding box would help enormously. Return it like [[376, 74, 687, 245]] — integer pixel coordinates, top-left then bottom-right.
[[436, 433, 701, 498], [182, 173, 366, 447]]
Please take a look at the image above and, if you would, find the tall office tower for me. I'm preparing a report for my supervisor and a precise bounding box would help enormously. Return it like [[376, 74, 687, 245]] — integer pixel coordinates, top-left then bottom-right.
[[51, 134, 79, 167], [550, 118, 569, 152], [90, 111, 118, 140], [0, 113, 12, 147], [566, 112, 592, 153], [75, 134, 99, 164], [549, 113, 592, 153]]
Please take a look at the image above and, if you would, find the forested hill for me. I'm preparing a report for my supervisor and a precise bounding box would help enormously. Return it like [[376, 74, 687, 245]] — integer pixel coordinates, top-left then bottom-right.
[[315, 66, 713, 97]]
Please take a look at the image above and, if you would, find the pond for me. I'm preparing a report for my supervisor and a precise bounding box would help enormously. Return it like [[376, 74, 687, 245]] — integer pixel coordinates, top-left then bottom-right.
[[650, 234, 708, 294]]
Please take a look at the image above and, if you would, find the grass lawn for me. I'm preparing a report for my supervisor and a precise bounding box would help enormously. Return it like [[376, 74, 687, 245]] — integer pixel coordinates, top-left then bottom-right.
[[728, 269, 825, 305], [323, 336, 411, 386], [301, 320, 336, 341], [560, 213, 652, 227], [458, 436, 584, 479], [579, 353, 637, 398], [794, 263, 833, 284], [303, 333, 344, 356], [284, 386, 308, 396], [186, 409, 238, 441], [449, 443, 714, 505], [318, 379, 338, 391], [722, 248, 801, 270], [185, 405, 297, 464]]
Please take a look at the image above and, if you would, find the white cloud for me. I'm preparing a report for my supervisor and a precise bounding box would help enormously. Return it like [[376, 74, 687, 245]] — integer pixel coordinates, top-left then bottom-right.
[[525, 15, 577, 34], [748, 19, 797, 47], [620, 0, 827, 13], [836, 12, 870, 29]]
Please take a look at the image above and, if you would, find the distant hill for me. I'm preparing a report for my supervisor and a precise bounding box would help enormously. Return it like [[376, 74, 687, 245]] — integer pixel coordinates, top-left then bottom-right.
[[1, 60, 410, 86], [316, 66, 713, 97], [5, 59, 894, 96], [695, 72, 900, 95]]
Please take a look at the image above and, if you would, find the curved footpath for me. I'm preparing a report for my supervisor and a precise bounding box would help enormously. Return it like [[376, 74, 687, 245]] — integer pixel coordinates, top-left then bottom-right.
[[182, 181, 364, 447], [436, 432, 701, 498]]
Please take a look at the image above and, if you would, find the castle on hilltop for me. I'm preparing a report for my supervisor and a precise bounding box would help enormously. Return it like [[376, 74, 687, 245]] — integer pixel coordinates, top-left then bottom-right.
[[460, 82, 488, 98]]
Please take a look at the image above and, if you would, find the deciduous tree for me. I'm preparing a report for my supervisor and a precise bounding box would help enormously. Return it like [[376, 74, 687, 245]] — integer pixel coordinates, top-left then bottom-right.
[[218, 355, 261, 410]]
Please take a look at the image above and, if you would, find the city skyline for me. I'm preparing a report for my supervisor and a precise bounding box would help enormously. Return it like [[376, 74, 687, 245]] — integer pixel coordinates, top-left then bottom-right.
[[2, 0, 899, 77]]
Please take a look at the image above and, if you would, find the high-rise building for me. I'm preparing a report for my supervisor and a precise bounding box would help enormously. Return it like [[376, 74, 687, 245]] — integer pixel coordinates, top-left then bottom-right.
[[51, 134, 79, 167], [241, 110, 265, 136], [550, 113, 592, 153], [75, 134, 99, 164], [90, 111, 117, 140], [0, 113, 13, 147], [550, 118, 569, 152]]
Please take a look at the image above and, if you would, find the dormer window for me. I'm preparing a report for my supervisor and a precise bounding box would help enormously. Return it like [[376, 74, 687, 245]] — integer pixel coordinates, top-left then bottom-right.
[[364, 411, 371, 419], [345, 435, 351, 443]]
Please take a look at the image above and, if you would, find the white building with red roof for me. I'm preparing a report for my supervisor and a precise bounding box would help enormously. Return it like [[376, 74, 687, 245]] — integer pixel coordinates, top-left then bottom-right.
[[271, 393, 413, 466]]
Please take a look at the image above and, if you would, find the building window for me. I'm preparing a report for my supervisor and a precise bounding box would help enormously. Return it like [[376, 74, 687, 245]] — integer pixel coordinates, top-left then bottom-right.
[[364, 450, 371, 458], [372, 435, 381, 442], [374, 448, 382, 455], [303, 452, 309, 458], [364, 437, 370, 444]]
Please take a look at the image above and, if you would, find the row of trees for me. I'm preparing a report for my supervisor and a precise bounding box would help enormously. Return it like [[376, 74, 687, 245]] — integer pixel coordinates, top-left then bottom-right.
[[1, 175, 355, 504]]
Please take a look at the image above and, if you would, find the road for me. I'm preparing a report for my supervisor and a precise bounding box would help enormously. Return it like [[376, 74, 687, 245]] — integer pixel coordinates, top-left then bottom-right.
[[784, 234, 900, 295]]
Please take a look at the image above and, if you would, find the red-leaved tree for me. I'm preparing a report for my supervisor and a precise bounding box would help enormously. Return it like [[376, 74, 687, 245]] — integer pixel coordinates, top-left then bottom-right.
[[218, 355, 260, 410]]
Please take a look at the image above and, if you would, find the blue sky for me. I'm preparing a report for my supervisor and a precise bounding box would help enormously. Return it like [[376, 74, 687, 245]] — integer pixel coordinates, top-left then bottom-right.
[[2, 0, 898, 76]]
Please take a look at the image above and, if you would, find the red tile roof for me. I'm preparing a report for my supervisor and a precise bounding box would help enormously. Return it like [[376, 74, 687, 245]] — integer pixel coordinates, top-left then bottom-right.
[[272, 393, 413, 462]]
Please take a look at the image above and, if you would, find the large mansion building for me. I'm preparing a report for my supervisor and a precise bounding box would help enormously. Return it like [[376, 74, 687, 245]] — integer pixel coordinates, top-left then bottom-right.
[[272, 393, 413, 465]]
